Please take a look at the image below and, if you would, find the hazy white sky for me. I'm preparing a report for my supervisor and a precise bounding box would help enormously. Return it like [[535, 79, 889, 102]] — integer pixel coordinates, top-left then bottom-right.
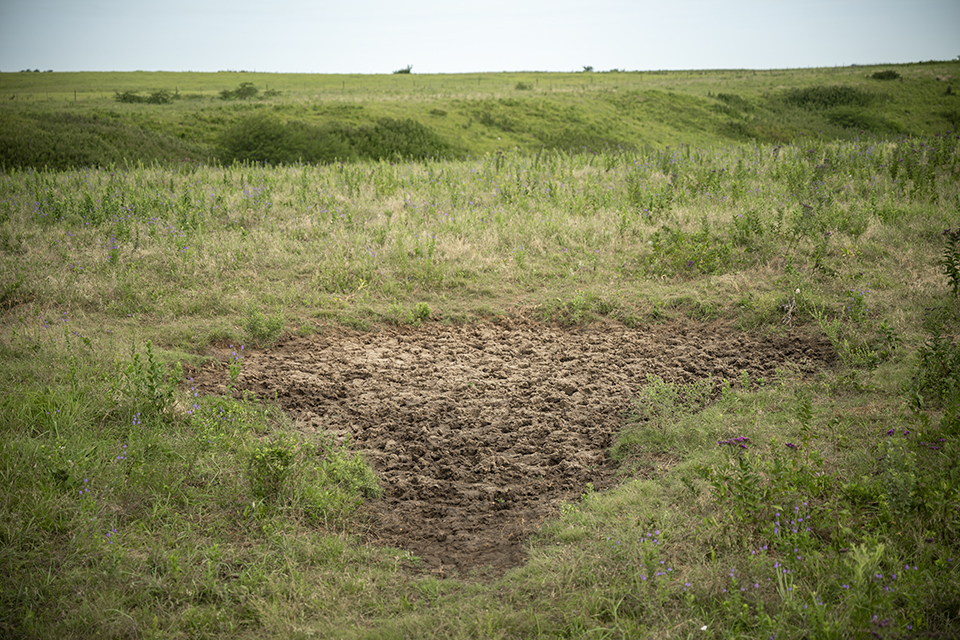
[[1, 0, 957, 74]]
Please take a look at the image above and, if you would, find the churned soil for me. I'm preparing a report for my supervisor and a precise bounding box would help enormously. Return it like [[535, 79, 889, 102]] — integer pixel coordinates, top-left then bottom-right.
[[191, 317, 836, 578]]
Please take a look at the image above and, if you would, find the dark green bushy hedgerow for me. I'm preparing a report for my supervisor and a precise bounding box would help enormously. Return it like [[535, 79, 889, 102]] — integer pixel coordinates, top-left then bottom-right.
[[0, 111, 208, 170], [220, 82, 259, 100], [871, 70, 901, 81], [783, 85, 875, 110], [825, 107, 904, 134], [218, 114, 455, 165], [349, 118, 455, 161], [534, 126, 632, 153], [218, 113, 356, 164], [114, 89, 174, 104]]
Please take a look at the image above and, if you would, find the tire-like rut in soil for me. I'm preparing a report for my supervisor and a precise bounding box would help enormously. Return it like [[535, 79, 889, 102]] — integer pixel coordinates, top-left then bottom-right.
[[192, 318, 836, 578]]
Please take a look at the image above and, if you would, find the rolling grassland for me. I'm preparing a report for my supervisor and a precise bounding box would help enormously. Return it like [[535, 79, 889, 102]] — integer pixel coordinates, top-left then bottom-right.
[[1, 62, 959, 638]]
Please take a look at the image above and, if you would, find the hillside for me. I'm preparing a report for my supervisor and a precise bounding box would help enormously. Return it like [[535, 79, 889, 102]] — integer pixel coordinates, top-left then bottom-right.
[[1, 61, 958, 170]]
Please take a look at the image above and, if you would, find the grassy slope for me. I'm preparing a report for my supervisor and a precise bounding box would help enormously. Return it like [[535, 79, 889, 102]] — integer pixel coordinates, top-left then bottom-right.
[[1, 63, 960, 639], [2, 61, 958, 168]]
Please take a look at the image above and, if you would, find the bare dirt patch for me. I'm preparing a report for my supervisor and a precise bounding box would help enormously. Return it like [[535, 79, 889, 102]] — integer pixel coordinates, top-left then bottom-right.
[[191, 318, 836, 578]]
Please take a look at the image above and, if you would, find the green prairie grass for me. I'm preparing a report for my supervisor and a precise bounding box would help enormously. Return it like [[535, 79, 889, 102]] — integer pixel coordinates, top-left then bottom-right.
[[1, 110, 960, 638], [3, 60, 958, 169]]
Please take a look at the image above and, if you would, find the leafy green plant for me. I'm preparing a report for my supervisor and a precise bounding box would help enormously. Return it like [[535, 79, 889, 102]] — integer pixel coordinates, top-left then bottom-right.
[[939, 227, 960, 296], [909, 330, 960, 408], [218, 114, 356, 165], [351, 117, 455, 161], [244, 306, 284, 348], [646, 224, 735, 276], [539, 290, 614, 326], [114, 340, 182, 417], [247, 437, 296, 503], [227, 344, 243, 390], [697, 446, 777, 527]]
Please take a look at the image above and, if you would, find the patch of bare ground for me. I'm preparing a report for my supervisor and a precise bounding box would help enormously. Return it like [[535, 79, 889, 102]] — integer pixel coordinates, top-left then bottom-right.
[[191, 318, 836, 578]]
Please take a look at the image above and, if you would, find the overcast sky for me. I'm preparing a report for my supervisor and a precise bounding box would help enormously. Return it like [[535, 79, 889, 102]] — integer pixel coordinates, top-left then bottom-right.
[[1, 0, 957, 74]]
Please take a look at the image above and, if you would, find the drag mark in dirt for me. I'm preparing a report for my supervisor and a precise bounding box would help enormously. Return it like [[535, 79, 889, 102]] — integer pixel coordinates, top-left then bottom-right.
[[192, 318, 836, 578]]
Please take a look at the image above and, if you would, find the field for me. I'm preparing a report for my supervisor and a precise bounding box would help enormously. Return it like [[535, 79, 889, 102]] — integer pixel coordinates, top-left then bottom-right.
[[2, 62, 960, 639], [2, 61, 959, 167]]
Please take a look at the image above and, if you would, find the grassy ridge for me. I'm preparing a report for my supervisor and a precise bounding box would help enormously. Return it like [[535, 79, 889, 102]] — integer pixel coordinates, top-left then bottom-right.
[[2, 61, 959, 169]]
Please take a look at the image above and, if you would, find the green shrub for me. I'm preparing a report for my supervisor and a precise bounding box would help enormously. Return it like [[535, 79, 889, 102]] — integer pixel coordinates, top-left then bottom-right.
[[535, 127, 630, 153], [115, 89, 174, 104], [783, 85, 874, 110], [645, 224, 735, 276], [825, 107, 903, 134], [714, 92, 752, 112], [0, 111, 208, 170], [244, 306, 285, 347], [347, 118, 454, 161], [910, 329, 960, 408], [115, 90, 143, 103], [220, 82, 259, 100], [218, 115, 452, 165], [871, 70, 901, 81], [941, 227, 960, 296], [247, 438, 296, 502], [217, 114, 356, 165], [113, 340, 182, 419]]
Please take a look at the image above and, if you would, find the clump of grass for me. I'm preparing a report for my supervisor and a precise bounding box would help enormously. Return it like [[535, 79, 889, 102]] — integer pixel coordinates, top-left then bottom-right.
[[244, 305, 284, 348], [611, 373, 720, 462]]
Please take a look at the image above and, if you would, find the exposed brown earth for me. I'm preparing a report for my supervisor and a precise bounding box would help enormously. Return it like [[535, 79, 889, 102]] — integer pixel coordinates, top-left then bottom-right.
[[191, 317, 836, 578]]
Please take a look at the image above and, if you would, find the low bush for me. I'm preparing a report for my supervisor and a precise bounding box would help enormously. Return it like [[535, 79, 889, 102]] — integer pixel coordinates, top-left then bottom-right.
[[114, 89, 174, 104], [783, 85, 875, 110], [0, 111, 208, 170], [871, 70, 901, 80], [825, 107, 904, 134], [220, 82, 259, 100], [217, 113, 356, 164], [350, 117, 454, 161], [218, 114, 455, 165]]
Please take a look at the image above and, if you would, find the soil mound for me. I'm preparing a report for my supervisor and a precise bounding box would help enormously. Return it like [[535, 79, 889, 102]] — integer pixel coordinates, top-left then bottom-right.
[[191, 318, 836, 578]]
